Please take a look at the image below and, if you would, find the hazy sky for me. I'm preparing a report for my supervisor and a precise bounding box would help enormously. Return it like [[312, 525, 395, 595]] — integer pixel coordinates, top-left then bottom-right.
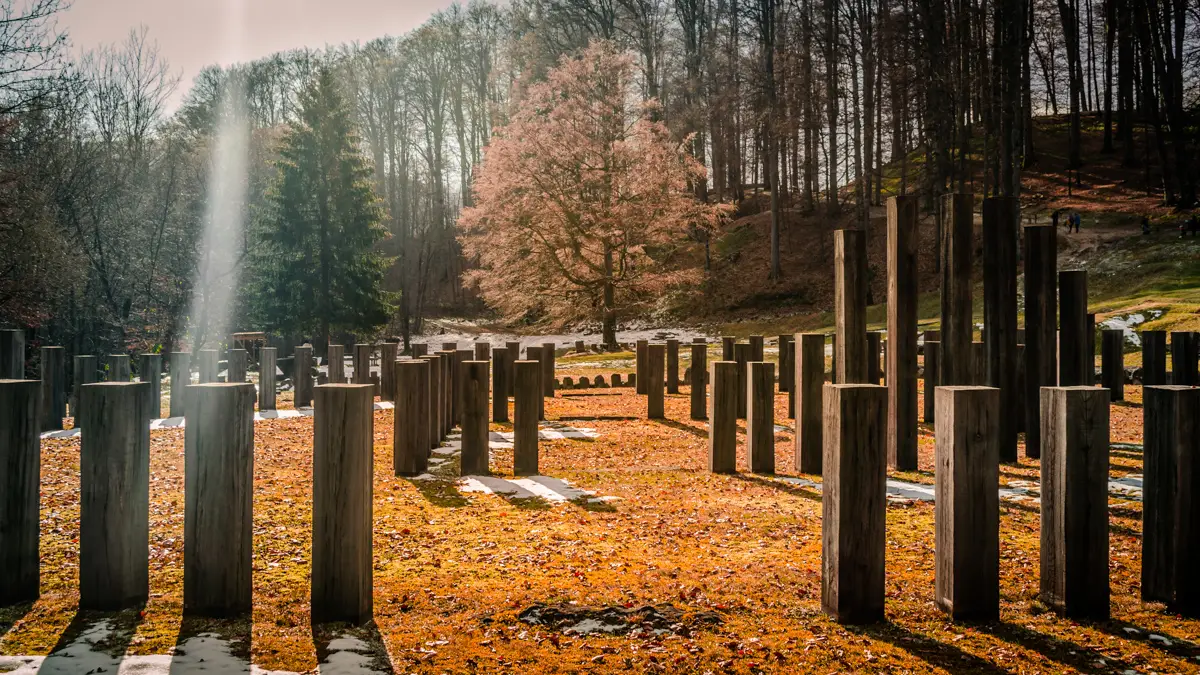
[[60, 0, 460, 109]]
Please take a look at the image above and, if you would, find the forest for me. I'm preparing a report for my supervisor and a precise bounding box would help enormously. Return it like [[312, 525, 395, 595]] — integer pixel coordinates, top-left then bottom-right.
[[0, 0, 1196, 354]]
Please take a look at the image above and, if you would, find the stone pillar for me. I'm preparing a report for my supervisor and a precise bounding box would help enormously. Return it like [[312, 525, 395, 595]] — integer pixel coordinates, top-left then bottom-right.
[[935, 386, 1000, 620], [259, 347, 277, 411], [666, 339, 680, 394], [474, 342, 492, 361], [169, 352, 190, 418], [294, 346, 314, 407], [419, 354, 443, 445], [80, 382, 150, 610], [834, 229, 868, 384], [733, 343, 751, 419], [138, 353, 162, 421], [866, 332, 882, 384], [749, 335, 765, 361], [460, 361, 490, 476], [923, 340, 940, 424], [40, 346, 66, 431], [312, 384, 374, 624], [1023, 225, 1058, 459], [380, 343, 398, 402], [352, 344, 371, 385], [526, 346, 545, 421], [822, 383, 887, 624], [492, 347, 510, 423], [72, 355, 99, 423], [635, 339, 648, 395], [796, 334, 825, 475], [1040, 386, 1110, 619], [514, 360, 541, 476], [541, 342, 556, 399], [1171, 332, 1198, 386], [393, 360, 430, 477], [1100, 329, 1125, 401], [721, 336, 735, 361], [647, 344, 666, 419], [0, 328, 24, 378], [225, 349, 246, 384], [107, 354, 132, 382], [184, 383, 254, 615], [690, 342, 707, 421], [708, 361, 738, 473], [0, 379, 40, 605], [886, 201, 919, 472], [1059, 271, 1090, 386], [1143, 386, 1200, 614], [327, 344, 345, 383], [778, 334, 794, 393], [941, 193, 974, 386], [747, 362, 775, 474], [1142, 331, 1168, 386], [982, 196, 1020, 464]]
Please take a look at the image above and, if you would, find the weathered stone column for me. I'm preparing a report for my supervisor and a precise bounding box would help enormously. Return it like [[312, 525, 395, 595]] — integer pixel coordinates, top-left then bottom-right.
[[935, 386, 1000, 620], [380, 343, 398, 402], [708, 361, 737, 473], [733, 343, 751, 419], [795, 334, 824, 475], [352, 344, 371, 384], [0, 329, 24, 378], [460, 361, 490, 476], [513, 360, 541, 476], [80, 382, 150, 610], [1100, 329, 1125, 401], [259, 347, 277, 411], [541, 342, 556, 399], [169, 352, 190, 418], [327, 344, 345, 384], [834, 229, 868, 384], [492, 347, 510, 423], [1040, 385, 1110, 619], [888, 197, 919, 472], [419, 354, 443, 445], [721, 336, 735, 361], [393, 360, 430, 477], [184, 383, 255, 616], [312, 383, 374, 624], [1142, 331, 1168, 386], [294, 346, 314, 407], [923, 338, 940, 424], [225, 349, 246, 384], [1171, 332, 1198, 386], [866, 332, 882, 384], [666, 339, 680, 394], [40, 346, 66, 431], [982, 197, 1019, 463], [108, 354, 132, 382], [941, 193, 974, 387], [474, 342, 491, 361], [138, 353, 162, 421], [747, 362, 775, 474], [822, 383, 887, 624], [690, 341, 707, 421], [1142, 385, 1200, 614], [749, 335, 765, 362], [72, 355, 99, 424], [778, 334, 793, 393], [647, 344, 666, 419], [636, 339, 648, 395], [1023, 224, 1058, 459], [1059, 271, 1090, 386], [0, 379, 40, 605], [526, 346, 545, 421]]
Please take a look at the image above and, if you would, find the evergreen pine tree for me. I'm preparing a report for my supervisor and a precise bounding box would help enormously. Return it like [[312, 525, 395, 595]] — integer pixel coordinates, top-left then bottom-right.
[[254, 67, 392, 349]]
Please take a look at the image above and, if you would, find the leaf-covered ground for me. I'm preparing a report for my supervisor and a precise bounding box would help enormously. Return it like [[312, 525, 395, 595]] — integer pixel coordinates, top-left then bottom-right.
[[2, 355, 1196, 674]]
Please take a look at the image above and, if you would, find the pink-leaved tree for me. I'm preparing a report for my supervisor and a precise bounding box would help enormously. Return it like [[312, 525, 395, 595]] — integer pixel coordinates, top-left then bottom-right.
[[458, 40, 731, 347]]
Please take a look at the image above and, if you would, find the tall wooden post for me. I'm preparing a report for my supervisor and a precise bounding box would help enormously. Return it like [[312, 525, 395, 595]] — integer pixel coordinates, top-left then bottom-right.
[[184, 383, 254, 615], [778, 334, 794, 393], [733, 343, 751, 418], [312, 384, 373, 624], [866, 332, 882, 384], [327, 345, 345, 383], [72, 355, 99, 424], [514, 360, 541, 476], [504, 341, 520, 395], [1059, 271, 1090, 386], [923, 338, 940, 424], [941, 193, 974, 386], [460, 361, 490, 475], [886, 188, 920, 470], [822, 383, 887, 624], [708, 361, 737, 473], [721, 336, 735, 361], [1023, 225, 1058, 459], [225, 349, 246, 384], [796, 334, 824, 475], [749, 335, 765, 361], [419, 354, 443, 446], [259, 347, 277, 411], [666, 339, 680, 394], [1087, 314, 1097, 385], [108, 354, 132, 382], [80, 382, 150, 610], [437, 350, 457, 432], [380, 343, 398, 402], [1171, 332, 1198, 386], [1101, 329, 1125, 400], [0, 379, 40, 605], [747, 362, 775, 474], [352, 344, 370, 384], [690, 341, 707, 420], [492, 347, 510, 423], [1142, 331, 1168, 386], [195, 350, 216, 384], [169, 352, 190, 418], [40, 346, 66, 431], [475, 342, 492, 361], [982, 197, 1019, 463], [294, 346, 313, 407], [394, 360, 430, 477], [1143, 386, 1200, 614], [0, 329, 24, 378], [526, 346, 545, 421], [540, 342, 556, 399], [636, 339, 648, 395], [935, 386, 1000, 620], [1040, 386, 1110, 619], [834, 229, 868, 383], [647, 344, 666, 419], [138, 353, 162, 420]]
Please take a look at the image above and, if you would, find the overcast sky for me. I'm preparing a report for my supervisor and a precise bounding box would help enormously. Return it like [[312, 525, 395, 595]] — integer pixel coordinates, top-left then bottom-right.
[[60, 0, 460, 110]]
